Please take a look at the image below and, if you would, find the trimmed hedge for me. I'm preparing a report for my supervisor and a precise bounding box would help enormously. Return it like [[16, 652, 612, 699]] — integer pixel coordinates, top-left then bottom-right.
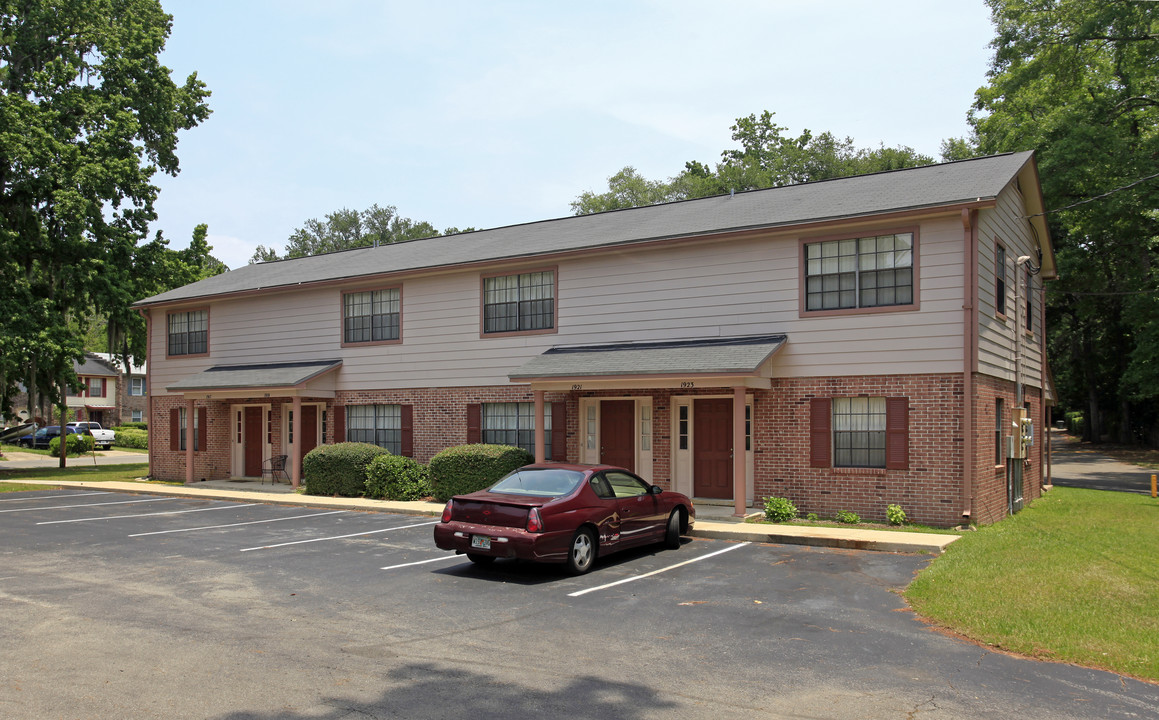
[[113, 422, 148, 431], [428, 444, 534, 502], [114, 428, 148, 449], [365, 454, 432, 501], [302, 442, 390, 497], [49, 433, 94, 457]]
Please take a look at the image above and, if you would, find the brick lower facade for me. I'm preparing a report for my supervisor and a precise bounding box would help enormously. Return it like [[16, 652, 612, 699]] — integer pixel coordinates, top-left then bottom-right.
[[150, 372, 1046, 527]]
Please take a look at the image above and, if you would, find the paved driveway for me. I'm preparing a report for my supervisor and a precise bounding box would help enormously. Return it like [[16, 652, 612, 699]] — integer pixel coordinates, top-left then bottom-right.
[[1, 488, 1156, 719], [1050, 429, 1157, 494]]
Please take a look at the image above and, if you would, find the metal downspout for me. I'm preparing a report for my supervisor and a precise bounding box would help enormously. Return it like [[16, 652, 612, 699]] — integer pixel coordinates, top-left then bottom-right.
[[961, 209, 978, 523]]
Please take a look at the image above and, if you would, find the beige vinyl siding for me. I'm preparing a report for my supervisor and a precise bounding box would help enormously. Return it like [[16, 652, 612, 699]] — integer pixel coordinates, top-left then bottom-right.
[[977, 182, 1043, 387], [152, 214, 975, 395]]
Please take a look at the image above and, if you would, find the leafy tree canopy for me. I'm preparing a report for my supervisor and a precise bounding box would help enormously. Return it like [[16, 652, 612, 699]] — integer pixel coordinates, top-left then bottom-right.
[[572, 111, 939, 215], [971, 0, 1158, 441], [250, 203, 475, 263], [0, 0, 211, 419]]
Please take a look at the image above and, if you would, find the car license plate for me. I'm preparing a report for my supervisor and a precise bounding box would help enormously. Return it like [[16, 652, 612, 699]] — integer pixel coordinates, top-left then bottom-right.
[[470, 535, 491, 550]]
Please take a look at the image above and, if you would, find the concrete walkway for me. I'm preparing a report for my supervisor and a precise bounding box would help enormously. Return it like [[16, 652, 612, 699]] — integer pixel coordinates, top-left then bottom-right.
[[1048, 428, 1158, 495], [0, 471, 961, 555]]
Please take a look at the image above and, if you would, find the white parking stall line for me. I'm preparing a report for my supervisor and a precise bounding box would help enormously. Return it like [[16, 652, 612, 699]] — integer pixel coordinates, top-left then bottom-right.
[[380, 555, 460, 571], [37, 503, 253, 526], [0, 497, 174, 514], [567, 542, 752, 598], [128, 510, 349, 537], [0, 491, 111, 503], [239, 520, 439, 552]]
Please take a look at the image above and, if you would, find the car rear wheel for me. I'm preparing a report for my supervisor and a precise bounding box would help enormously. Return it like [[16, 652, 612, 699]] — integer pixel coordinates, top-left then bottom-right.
[[466, 553, 495, 566], [664, 509, 683, 549], [566, 528, 597, 575]]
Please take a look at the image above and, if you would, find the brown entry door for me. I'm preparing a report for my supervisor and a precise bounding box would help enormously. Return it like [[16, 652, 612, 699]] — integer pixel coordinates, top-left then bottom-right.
[[693, 398, 733, 498], [600, 400, 635, 472], [298, 405, 318, 463], [244, 407, 263, 477]]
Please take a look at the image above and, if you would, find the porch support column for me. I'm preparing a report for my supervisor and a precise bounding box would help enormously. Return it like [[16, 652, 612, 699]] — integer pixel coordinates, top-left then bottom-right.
[[291, 395, 303, 489], [533, 389, 546, 463], [732, 386, 747, 517], [185, 398, 195, 485]]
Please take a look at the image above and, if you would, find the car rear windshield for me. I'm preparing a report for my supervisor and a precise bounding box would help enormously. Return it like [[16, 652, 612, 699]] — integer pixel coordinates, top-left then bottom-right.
[[489, 468, 585, 497]]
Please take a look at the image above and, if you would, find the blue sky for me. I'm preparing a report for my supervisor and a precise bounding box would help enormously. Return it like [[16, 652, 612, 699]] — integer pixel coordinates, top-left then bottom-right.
[[153, 1, 996, 269]]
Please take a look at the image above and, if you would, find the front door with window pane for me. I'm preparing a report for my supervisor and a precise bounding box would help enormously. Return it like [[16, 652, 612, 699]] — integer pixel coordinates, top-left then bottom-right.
[[600, 400, 635, 472], [693, 398, 733, 498]]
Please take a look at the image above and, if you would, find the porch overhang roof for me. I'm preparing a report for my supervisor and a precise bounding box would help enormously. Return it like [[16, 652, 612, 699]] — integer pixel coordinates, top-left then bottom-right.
[[509, 334, 786, 391], [167, 359, 342, 400]]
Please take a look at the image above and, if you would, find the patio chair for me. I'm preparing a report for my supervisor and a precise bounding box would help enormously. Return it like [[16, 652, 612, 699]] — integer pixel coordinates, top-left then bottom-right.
[[261, 454, 290, 485]]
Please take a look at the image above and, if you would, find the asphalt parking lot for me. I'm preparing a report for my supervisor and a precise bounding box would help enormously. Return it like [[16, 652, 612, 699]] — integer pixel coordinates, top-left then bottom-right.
[[2, 488, 1156, 720]]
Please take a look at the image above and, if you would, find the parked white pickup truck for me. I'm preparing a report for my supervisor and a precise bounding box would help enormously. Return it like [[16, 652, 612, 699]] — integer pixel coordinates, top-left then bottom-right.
[[66, 422, 116, 450]]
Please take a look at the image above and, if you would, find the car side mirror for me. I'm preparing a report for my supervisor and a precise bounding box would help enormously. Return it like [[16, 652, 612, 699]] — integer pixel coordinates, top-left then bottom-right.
[[650, 485, 664, 495]]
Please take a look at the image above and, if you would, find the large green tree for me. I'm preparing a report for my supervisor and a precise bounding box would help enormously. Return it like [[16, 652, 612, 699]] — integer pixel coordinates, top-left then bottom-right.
[[972, 0, 1158, 442], [250, 204, 473, 263], [0, 0, 211, 426], [572, 111, 936, 215]]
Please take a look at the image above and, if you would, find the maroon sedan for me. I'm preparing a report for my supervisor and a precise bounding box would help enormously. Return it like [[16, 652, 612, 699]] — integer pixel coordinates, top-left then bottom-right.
[[434, 463, 695, 574]]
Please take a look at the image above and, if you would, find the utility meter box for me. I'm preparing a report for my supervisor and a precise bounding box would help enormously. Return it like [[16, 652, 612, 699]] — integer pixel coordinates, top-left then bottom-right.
[[1007, 408, 1028, 459]]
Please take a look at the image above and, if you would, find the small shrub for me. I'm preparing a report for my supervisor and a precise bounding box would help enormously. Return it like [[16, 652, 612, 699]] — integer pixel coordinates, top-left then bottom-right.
[[806, 512, 819, 522], [428, 444, 534, 502], [49, 433, 94, 457], [886, 503, 907, 526], [835, 509, 860, 524], [763, 496, 798, 523], [302, 442, 390, 497], [113, 428, 148, 449], [113, 422, 148, 431], [365, 454, 432, 501]]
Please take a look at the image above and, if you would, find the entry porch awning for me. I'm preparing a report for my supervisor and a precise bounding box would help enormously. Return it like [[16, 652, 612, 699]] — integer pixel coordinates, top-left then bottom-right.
[[167, 359, 342, 400], [509, 334, 787, 391]]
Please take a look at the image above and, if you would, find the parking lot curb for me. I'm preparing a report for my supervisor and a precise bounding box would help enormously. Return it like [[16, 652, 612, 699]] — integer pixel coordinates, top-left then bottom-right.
[[690, 520, 958, 554], [4, 479, 958, 553]]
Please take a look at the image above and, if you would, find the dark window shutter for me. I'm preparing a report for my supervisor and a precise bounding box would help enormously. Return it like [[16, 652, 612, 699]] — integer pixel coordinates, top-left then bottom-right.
[[170, 408, 180, 452], [333, 405, 345, 443], [885, 397, 909, 470], [196, 407, 207, 452], [466, 403, 481, 444], [550, 401, 567, 461], [809, 398, 832, 468], [400, 404, 414, 457]]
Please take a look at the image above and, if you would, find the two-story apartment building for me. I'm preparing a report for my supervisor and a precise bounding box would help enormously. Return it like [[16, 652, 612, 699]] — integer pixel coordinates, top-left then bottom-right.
[[135, 151, 1054, 526]]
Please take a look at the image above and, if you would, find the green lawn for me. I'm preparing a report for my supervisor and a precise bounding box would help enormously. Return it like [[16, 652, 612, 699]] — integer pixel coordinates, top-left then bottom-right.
[[906, 487, 1159, 682], [0, 462, 152, 484]]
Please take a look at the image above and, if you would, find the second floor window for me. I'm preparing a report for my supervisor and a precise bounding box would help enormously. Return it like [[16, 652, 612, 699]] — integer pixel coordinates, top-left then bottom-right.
[[805, 233, 914, 312], [86, 378, 105, 397], [483, 271, 554, 334], [168, 310, 208, 355], [344, 288, 400, 343], [130, 377, 146, 396]]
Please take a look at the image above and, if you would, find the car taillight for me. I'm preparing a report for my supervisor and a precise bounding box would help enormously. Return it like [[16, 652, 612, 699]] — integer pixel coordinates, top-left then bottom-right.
[[441, 500, 453, 523], [526, 507, 543, 533]]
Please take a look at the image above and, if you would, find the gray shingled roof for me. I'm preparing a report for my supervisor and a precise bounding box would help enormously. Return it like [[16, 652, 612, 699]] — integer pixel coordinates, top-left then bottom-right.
[[167, 359, 342, 392], [138, 152, 1034, 307], [509, 335, 787, 379], [76, 354, 119, 377]]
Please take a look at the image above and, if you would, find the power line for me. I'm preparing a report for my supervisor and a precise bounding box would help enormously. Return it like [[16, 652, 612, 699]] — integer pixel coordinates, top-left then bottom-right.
[[1045, 287, 1159, 296], [1023, 170, 1159, 218]]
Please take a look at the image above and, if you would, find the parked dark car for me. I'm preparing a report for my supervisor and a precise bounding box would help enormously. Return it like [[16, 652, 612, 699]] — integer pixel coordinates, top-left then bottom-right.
[[16, 425, 81, 449], [434, 463, 695, 574]]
